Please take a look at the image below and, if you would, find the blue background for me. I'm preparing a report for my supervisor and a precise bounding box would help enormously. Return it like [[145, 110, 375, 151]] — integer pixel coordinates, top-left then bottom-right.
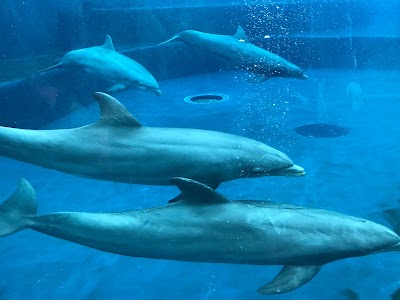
[[0, 1, 400, 299]]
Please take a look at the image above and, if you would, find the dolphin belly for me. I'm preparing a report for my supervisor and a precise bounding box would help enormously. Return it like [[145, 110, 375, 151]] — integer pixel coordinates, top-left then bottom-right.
[[253, 208, 400, 265], [27, 202, 400, 266]]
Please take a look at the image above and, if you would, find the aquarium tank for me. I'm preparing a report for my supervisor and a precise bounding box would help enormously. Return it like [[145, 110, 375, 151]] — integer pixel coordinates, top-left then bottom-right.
[[0, 0, 399, 299]]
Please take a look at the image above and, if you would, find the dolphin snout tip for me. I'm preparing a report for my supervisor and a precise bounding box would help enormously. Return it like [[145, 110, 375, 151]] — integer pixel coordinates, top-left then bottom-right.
[[286, 164, 306, 176], [152, 89, 163, 96], [299, 74, 308, 80]]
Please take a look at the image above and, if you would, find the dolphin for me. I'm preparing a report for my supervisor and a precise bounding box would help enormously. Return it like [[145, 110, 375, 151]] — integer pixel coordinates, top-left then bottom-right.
[[0, 92, 304, 202], [39, 35, 162, 95], [1, 178, 399, 295], [159, 26, 308, 82]]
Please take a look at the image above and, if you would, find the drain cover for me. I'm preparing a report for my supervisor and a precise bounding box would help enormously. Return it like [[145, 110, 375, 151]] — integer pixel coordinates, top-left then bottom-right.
[[295, 123, 350, 138], [184, 94, 229, 104]]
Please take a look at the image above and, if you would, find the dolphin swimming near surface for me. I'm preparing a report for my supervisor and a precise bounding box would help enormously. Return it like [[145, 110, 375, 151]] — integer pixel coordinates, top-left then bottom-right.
[[39, 35, 162, 95], [159, 26, 308, 82], [1, 178, 399, 295], [0, 92, 304, 201]]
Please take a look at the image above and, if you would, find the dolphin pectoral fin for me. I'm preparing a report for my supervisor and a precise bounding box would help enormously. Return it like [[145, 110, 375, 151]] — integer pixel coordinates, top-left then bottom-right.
[[91, 92, 142, 127], [380, 208, 400, 235], [102, 35, 116, 51], [247, 75, 269, 83], [168, 177, 219, 204], [233, 25, 249, 43], [257, 265, 322, 295], [106, 83, 128, 93], [167, 182, 221, 204], [168, 193, 183, 204], [168, 178, 225, 204]]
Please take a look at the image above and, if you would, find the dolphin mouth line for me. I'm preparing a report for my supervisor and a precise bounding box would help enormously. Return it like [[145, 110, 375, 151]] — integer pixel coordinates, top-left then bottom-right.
[[298, 74, 308, 80], [252, 164, 306, 177], [145, 87, 163, 96], [280, 164, 306, 176], [153, 90, 163, 96]]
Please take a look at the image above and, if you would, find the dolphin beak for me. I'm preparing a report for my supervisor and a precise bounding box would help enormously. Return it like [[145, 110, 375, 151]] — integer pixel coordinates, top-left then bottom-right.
[[299, 74, 308, 80], [152, 89, 163, 96], [284, 164, 306, 176], [250, 164, 306, 177]]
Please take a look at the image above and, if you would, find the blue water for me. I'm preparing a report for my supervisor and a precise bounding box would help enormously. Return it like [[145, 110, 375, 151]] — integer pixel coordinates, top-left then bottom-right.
[[1, 69, 400, 299], [1, 1, 400, 299]]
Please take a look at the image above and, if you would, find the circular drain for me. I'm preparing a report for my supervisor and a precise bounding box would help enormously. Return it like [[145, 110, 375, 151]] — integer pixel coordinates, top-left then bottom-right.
[[184, 94, 229, 104], [295, 123, 350, 138]]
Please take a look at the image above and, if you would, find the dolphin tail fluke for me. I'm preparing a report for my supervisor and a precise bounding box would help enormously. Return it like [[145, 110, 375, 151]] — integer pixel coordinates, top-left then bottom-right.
[[257, 265, 322, 295], [0, 179, 37, 237]]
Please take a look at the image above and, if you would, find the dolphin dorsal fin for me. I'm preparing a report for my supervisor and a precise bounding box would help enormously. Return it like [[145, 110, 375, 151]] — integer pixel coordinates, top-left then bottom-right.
[[102, 35, 115, 51], [170, 178, 229, 204], [92, 92, 142, 127], [233, 26, 249, 43]]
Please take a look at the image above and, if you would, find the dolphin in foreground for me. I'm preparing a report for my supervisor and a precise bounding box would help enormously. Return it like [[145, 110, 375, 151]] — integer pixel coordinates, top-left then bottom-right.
[[1, 178, 400, 295], [0, 92, 304, 202], [39, 35, 162, 95], [159, 26, 308, 82]]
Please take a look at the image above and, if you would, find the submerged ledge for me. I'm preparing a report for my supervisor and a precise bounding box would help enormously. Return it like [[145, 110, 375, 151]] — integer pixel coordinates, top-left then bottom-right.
[[0, 69, 399, 131]]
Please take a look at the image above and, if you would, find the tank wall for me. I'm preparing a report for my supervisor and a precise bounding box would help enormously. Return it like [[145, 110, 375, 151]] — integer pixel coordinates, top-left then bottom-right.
[[0, 0, 399, 129], [0, 1, 399, 61]]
